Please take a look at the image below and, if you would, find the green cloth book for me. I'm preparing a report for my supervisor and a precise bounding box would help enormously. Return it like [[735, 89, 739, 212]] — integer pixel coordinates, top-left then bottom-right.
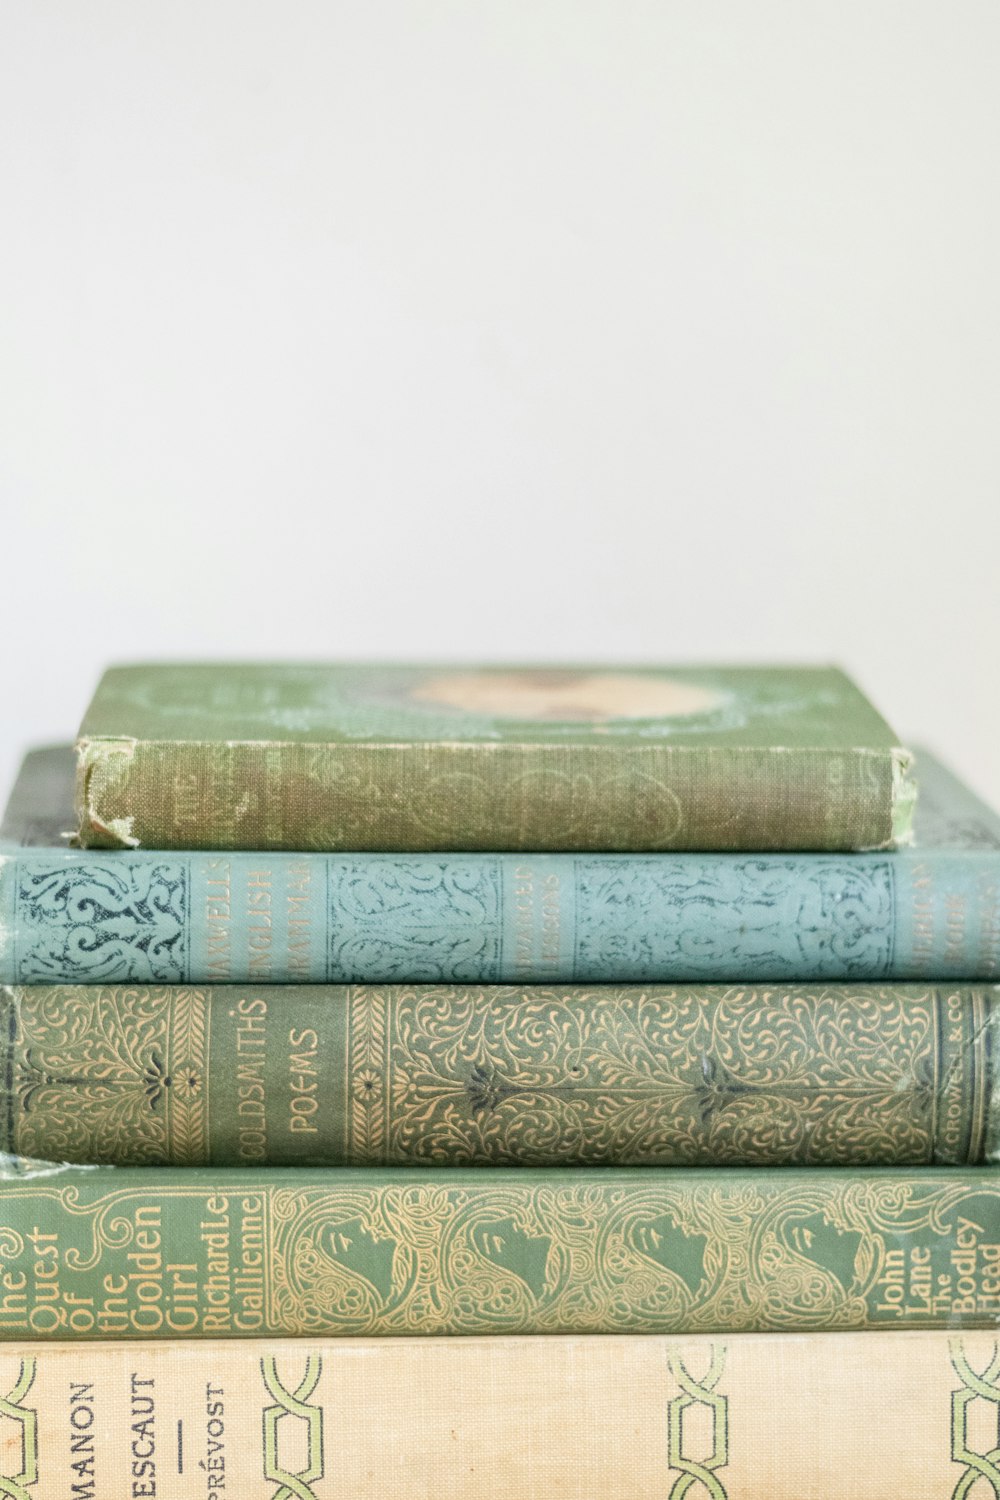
[[2, 981, 997, 1169], [0, 1163, 995, 1338], [74, 662, 914, 852]]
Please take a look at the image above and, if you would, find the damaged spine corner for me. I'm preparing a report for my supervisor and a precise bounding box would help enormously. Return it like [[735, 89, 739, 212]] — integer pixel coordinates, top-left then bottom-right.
[[0, 988, 103, 1176], [889, 746, 918, 849], [0, 1152, 100, 1181], [73, 736, 141, 849]]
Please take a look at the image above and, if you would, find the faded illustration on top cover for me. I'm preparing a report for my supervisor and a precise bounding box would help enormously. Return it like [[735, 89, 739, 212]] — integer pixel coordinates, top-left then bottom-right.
[[75, 662, 898, 745], [72, 663, 915, 852]]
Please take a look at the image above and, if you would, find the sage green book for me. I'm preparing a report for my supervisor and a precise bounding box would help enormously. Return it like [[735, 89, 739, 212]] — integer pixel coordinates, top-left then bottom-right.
[[3, 982, 997, 1169], [73, 662, 914, 852], [0, 1163, 996, 1339]]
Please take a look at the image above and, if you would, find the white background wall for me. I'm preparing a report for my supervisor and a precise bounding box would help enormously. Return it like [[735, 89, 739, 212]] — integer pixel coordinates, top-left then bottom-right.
[[1, 3, 998, 807]]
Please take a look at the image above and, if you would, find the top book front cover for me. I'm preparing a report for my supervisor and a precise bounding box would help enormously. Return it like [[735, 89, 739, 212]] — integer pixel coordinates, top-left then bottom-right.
[[73, 663, 914, 853]]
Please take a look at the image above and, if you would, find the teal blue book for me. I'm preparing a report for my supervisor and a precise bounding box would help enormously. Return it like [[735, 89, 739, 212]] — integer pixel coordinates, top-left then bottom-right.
[[1, 746, 997, 985]]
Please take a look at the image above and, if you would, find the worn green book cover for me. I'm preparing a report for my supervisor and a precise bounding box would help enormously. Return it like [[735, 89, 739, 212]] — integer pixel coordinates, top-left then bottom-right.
[[73, 663, 914, 852], [2, 982, 997, 1169], [0, 1164, 995, 1338]]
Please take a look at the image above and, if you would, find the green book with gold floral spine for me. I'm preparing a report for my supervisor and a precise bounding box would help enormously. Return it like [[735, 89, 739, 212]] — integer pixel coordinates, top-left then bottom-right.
[[2, 981, 998, 1169]]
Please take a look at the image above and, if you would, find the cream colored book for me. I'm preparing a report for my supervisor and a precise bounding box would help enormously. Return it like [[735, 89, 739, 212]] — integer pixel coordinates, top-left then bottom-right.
[[2, 1331, 998, 1499]]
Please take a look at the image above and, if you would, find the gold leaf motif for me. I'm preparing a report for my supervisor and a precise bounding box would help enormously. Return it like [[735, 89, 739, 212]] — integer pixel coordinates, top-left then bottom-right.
[[342, 985, 961, 1168], [10, 985, 210, 1165]]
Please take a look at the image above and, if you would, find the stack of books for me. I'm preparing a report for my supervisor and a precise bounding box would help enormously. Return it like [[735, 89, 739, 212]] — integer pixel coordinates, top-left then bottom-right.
[[0, 661, 998, 1499]]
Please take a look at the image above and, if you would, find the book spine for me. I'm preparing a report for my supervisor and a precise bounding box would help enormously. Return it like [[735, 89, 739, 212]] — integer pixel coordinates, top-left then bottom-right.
[[4, 846, 999, 986], [0, 1163, 998, 1339], [2, 982, 998, 1169], [75, 737, 902, 852], [0, 1329, 995, 1500]]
